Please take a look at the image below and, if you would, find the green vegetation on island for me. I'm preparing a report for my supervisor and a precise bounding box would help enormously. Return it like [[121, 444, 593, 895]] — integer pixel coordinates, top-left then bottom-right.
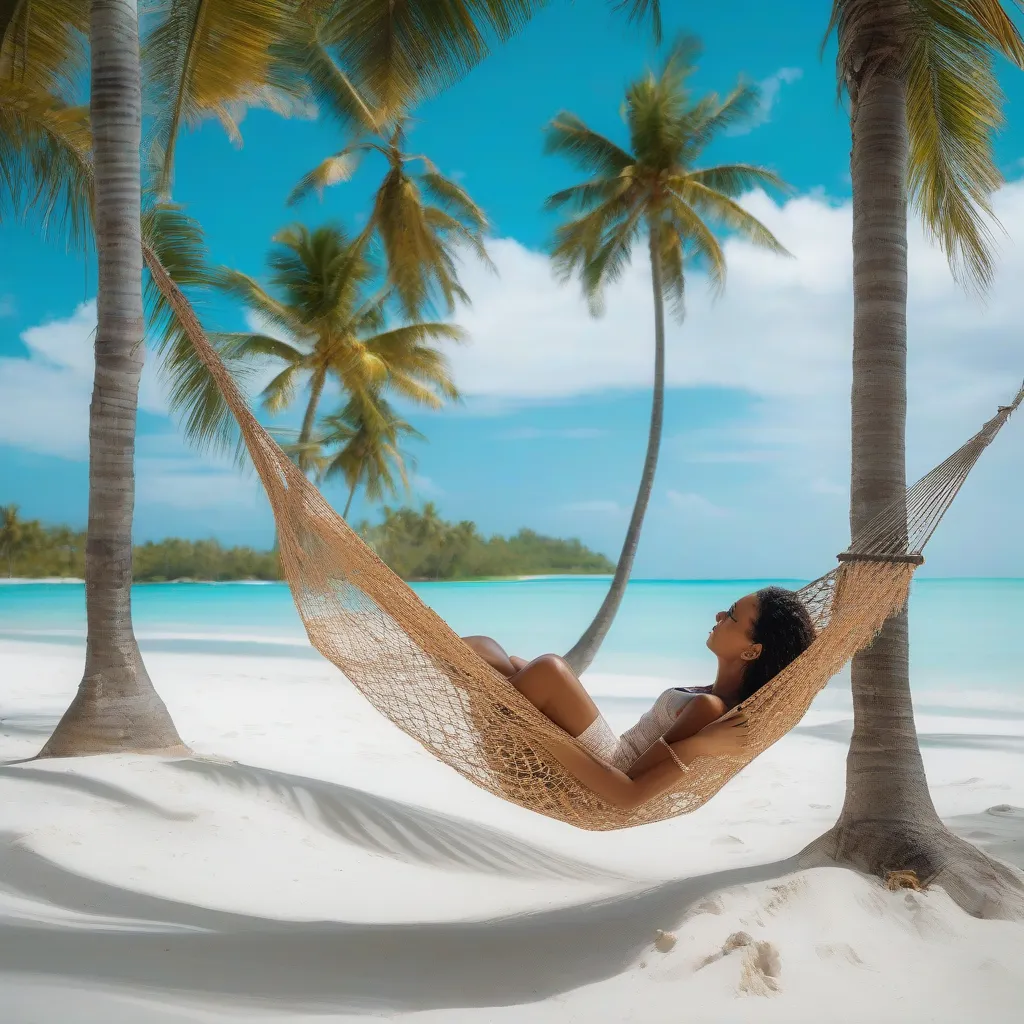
[[357, 504, 614, 581], [0, 504, 611, 583]]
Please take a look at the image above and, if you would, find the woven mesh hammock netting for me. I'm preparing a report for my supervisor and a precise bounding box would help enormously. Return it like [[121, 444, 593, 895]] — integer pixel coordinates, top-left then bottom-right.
[[150, 256, 1024, 830]]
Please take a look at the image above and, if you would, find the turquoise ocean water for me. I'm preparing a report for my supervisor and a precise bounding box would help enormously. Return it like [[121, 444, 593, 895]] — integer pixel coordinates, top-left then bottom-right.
[[1, 578, 1021, 711]]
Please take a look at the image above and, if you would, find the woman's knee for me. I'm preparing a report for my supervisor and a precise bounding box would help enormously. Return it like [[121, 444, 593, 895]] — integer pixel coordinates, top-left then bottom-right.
[[512, 654, 572, 699]]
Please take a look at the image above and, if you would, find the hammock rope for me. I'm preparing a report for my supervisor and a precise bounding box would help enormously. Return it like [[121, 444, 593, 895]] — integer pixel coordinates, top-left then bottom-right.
[[150, 254, 1023, 829]]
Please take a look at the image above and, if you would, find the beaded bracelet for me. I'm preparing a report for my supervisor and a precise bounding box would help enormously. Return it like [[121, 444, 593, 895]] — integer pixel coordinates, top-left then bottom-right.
[[660, 737, 690, 773]]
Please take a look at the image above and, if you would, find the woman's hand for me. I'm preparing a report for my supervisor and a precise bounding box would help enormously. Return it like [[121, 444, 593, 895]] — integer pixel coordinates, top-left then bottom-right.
[[690, 707, 749, 759]]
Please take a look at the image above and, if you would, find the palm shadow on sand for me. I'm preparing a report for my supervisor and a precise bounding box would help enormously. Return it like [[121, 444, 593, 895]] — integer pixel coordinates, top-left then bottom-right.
[[0, 754, 798, 1014]]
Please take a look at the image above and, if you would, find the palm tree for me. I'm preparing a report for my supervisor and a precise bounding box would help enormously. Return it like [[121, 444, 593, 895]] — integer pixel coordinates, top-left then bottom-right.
[[0, 504, 25, 577], [318, 391, 424, 518], [545, 35, 790, 675], [0, 1, 330, 758], [38, 0, 186, 757], [216, 222, 461, 473], [800, 0, 1024, 915], [289, 98, 492, 320]]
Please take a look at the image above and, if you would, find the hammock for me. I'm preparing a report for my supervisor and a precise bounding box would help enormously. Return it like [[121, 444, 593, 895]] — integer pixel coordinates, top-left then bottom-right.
[[150, 258, 1023, 829]]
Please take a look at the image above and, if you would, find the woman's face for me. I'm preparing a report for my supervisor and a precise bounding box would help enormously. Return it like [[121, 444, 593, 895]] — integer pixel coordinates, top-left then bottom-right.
[[706, 592, 762, 663]]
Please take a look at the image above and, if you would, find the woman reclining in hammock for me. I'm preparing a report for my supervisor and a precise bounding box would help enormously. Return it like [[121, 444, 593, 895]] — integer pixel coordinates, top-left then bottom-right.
[[463, 586, 815, 810]]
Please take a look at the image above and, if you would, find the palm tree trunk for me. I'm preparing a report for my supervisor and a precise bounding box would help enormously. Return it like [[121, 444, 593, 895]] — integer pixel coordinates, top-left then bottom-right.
[[295, 367, 326, 476], [563, 226, 667, 675], [298, 369, 326, 446], [836, 66, 943, 838], [343, 481, 358, 519], [39, 0, 185, 758], [801, 39, 1023, 919]]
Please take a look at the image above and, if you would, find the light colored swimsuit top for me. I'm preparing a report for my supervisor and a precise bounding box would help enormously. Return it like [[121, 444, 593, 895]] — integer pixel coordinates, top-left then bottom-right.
[[616, 686, 709, 767], [578, 685, 713, 771]]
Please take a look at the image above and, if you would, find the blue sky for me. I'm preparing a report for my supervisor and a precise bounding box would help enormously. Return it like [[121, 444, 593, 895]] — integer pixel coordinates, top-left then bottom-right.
[[2, 1, 1024, 579]]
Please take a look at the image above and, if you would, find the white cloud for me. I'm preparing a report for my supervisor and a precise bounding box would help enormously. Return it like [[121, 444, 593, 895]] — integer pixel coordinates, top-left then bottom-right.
[[136, 456, 263, 511], [727, 66, 803, 136], [666, 490, 729, 518], [411, 473, 445, 497], [0, 300, 168, 458], [448, 180, 1024, 468], [562, 499, 621, 515]]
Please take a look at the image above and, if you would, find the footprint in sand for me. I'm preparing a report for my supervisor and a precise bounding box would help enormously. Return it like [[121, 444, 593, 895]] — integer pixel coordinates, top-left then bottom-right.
[[815, 942, 865, 967], [987, 804, 1022, 816], [696, 931, 782, 996], [690, 896, 726, 917]]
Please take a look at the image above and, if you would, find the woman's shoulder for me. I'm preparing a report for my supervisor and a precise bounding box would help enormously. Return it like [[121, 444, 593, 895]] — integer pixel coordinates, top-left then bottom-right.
[[676, 689, 728, 717]]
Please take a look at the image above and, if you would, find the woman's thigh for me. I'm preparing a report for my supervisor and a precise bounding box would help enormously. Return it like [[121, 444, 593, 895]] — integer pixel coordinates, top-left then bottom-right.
[[509, 654, 601, 737]]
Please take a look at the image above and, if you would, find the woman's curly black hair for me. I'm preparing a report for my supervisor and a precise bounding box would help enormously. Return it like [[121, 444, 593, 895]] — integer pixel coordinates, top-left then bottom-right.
[[738, 586, 816, 703]]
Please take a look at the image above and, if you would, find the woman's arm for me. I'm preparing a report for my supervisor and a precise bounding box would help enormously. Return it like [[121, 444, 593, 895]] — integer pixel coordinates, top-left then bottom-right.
[[537, 710, 748, 811], [625, 693, 728, 779]]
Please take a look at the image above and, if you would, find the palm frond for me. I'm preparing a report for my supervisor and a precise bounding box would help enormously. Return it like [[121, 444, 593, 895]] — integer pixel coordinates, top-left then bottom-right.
[[543, 113, 635, 176], [418, 169, 489, 231], [321, 0, 544, 115], [219, 331, 306, 365], [903, 0, 1023, 289], [673, 179, 791, 256], [258, 362, 304, 415], [144, 0, 311, 196], [287, 148, 363, 205], [666, 195, 727, 294], [141, 221, 254, 462], [686, 163, 791, 198], [213, 266, 314, 341], [422, 205, 495, 273], [612, 0, 663, 43], [657, 220, 686, 319], [689, 81, 762, 142], [580, 208, 645, 314], [0, 82, 92, 247], [1, 0, 88, 96], [544, 175, 633, 214], [285, 28, 380, 133]]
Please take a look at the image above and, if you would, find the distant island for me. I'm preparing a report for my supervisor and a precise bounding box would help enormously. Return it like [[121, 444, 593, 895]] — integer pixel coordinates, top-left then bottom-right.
[[1, 504, 613, 583]]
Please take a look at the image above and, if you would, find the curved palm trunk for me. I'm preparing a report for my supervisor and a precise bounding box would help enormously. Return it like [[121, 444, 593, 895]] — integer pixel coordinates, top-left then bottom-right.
[[343, 480, 358, 519], [299, 369, 326, 445], [803, 35, 1023, 918], [40, 0, 185, 758], [295, 367, 327, 476], [563, 228, 667, 675]]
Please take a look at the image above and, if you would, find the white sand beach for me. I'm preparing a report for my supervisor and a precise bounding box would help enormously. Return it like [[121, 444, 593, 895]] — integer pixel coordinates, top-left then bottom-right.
[[2, 638, 1023, 1023]]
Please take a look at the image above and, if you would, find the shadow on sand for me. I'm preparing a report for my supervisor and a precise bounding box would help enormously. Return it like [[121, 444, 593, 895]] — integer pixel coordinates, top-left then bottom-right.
[[170, 757, 632, 882], [0, 826, 796, 1013], [0, 753, 800, 1013]]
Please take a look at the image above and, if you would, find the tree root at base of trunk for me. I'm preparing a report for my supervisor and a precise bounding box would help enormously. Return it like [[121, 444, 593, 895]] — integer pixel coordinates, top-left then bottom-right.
[[37, 687, 190, 759], [799, 818, 1024, 921]]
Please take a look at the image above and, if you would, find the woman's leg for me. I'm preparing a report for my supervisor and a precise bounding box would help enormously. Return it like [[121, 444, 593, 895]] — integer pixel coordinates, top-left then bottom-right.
[[462, 638, 602, 738], [509, 654, 601, 737], [461, 635, 517, 677]]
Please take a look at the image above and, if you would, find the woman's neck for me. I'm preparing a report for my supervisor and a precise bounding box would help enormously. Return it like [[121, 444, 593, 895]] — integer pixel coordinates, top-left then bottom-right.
[[711, 660, 745, 706]]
